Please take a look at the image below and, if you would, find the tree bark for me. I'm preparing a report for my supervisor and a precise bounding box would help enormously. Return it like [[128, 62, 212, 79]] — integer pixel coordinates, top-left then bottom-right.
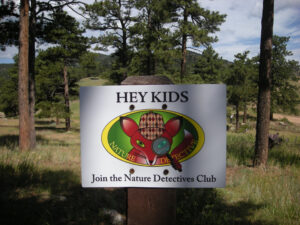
[[29, 0, 36, 149], [122, 76, 176, 225], [270, 109, 274, 120], [180, 7, 188, 83], [63, 63, 71, 131], [18, 0, 30, 151], [145, 8, 155, 76], [254, 0, 274, 167]]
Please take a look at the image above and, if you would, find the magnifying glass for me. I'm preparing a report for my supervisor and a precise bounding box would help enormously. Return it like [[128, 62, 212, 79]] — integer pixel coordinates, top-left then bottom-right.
[[152, 137, 182, 172]]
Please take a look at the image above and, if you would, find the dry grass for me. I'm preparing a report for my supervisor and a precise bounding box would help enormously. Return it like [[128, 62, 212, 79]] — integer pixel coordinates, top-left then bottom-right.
[[1, 98, 300, 225]]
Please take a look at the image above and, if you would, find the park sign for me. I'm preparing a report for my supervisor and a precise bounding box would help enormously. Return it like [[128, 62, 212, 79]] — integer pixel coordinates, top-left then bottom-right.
[[80, 84, 226, 188]]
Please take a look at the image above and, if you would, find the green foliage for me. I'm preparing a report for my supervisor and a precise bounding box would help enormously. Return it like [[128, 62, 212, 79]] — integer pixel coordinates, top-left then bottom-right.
[[36, 101, 70, 121], [0, 64, 13, 78], [35, 48, 78, 121], [271, 35, 300, 115], [43, 10, 88, 63], [129, 0, 178, 75], [226, 51, 258, 106], [0, 56, 18, 117], [82, 0, 226, 79], [78, 52, 98, 77], [192, 46, 224, 83], [0, 0, 19, 50], [35, 49, 64, 101], [173, 0, 226, 47], [84, 0, 135, 81]]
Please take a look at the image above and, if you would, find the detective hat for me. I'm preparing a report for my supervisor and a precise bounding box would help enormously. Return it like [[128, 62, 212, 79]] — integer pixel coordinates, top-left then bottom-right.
[[139, 112, 165, 140]]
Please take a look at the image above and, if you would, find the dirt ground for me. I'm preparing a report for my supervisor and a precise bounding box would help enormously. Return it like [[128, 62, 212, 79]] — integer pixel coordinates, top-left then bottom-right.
[[273, 113, 300, 125]]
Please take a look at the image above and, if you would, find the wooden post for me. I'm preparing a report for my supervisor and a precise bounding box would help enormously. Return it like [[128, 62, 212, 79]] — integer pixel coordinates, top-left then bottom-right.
[[121, 75, 176, 225]]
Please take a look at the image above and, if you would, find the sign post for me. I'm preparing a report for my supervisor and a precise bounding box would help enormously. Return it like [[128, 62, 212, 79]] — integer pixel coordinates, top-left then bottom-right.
[[122, 76, 176, 225], [80, 76, 227, 225]]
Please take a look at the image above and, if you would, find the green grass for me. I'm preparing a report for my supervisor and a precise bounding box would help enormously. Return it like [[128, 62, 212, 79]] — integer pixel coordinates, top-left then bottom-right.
[[77, 77, 109, 87], [0, 100, 126, 225], [1, 96, 300, 224], [176, 132, 300, 225]]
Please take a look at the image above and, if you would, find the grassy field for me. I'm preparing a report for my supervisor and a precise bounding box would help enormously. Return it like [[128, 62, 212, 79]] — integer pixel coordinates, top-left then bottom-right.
[[76, 77, 111, 87], [1, 83, 300, 224]]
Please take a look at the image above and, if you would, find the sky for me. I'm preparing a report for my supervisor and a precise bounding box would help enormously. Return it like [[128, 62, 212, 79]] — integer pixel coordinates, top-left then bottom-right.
[[0, 0, 299, 64]]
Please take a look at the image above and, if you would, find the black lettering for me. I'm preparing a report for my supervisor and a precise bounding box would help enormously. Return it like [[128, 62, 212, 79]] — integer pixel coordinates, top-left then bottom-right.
[[152, 92, 162, 102], [196, 174, 216, 182], [124, 173, 131, 181], [197, 175, 204, 182], [91, 174, 95, 183], [91, 174, 108, 183], [138, 92, 148, 102], [180, 91, 189, 102], [130, 92, 138, 103], [212, 175, 216, 182], [163, 92, 168, 102], [116, 92, 128, 103], [169, 91, 180, 102], [153, 174, 161, 182]]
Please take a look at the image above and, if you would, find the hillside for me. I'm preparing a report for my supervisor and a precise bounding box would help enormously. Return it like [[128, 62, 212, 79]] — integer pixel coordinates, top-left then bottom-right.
[[0, 63, 13, 78]]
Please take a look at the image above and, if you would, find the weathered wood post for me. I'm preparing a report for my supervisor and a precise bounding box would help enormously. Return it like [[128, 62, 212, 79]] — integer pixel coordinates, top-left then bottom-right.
[[121, 75, 176, 225]]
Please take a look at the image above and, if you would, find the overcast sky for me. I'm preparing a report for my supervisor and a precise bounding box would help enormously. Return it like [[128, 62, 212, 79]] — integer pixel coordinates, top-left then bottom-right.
[[0, 0, 299, 63]]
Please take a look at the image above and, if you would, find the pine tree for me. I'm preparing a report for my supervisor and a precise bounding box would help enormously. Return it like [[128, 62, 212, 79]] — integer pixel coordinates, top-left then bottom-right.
[[43, 10, 87, 131], [254, 0, 274, 167], [79, 52, 98, 78], [130, 0, 177, 75], [29, 0, 37, 148], [270, 35, 300, 117], [0, 0, 19, 50], [18, 0, 30, 151], [1, 0, 87, 148], [84, 0, 134, 82], [226, 51, 257, 131], [172, 0, 225, 82], [0, 56, 19, 117], [193, 46, 223, 83]]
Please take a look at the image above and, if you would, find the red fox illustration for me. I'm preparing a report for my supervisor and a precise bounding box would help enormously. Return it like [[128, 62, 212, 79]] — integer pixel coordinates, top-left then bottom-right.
[[120, 112, 194, 171]]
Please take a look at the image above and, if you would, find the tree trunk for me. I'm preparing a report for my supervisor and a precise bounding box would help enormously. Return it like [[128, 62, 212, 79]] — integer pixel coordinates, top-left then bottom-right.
[[18, 0, 30, 151], [63, 63, 71, 131], [180, 7, 188, 83], [145, 8, 154, 75], [29, 0, 36, 149], [270, 109, 274, 120], [235, 102, 240, 131], [254, 0, 274, 167], [122, 76, 176, 225]]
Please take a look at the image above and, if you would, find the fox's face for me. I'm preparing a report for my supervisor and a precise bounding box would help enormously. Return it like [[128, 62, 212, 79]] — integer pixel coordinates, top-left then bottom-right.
[[120, 115, 182, 164]]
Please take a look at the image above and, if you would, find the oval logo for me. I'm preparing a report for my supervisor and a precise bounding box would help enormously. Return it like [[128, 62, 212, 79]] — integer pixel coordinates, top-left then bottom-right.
[[102, 110, 205, 170]]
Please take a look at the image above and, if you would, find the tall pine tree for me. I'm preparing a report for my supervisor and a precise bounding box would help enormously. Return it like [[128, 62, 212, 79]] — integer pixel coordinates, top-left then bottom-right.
[[0, 0, 19, 50], [254, 0, 274, 167], [43, 10, 87, 130], [172, 0, 225, 82], [270, 35, 300, 117], [18, 0, 30, 150], [193, 46, 223, 83], [84, 0, 134, 82], [226, 51, 256, 131], [130, 0, 177, 75]]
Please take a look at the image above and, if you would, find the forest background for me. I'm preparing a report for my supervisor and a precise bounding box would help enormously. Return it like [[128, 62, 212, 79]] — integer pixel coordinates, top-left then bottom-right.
[[0, 0, 300, 225]]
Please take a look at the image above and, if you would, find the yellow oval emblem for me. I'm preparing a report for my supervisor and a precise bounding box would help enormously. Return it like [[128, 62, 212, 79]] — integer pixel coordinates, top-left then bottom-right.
[[102, 110, 205, 170]]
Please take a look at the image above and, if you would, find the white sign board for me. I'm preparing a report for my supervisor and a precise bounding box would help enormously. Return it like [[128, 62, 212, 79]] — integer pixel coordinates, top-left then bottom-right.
[[80, 84, 226, 188]]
